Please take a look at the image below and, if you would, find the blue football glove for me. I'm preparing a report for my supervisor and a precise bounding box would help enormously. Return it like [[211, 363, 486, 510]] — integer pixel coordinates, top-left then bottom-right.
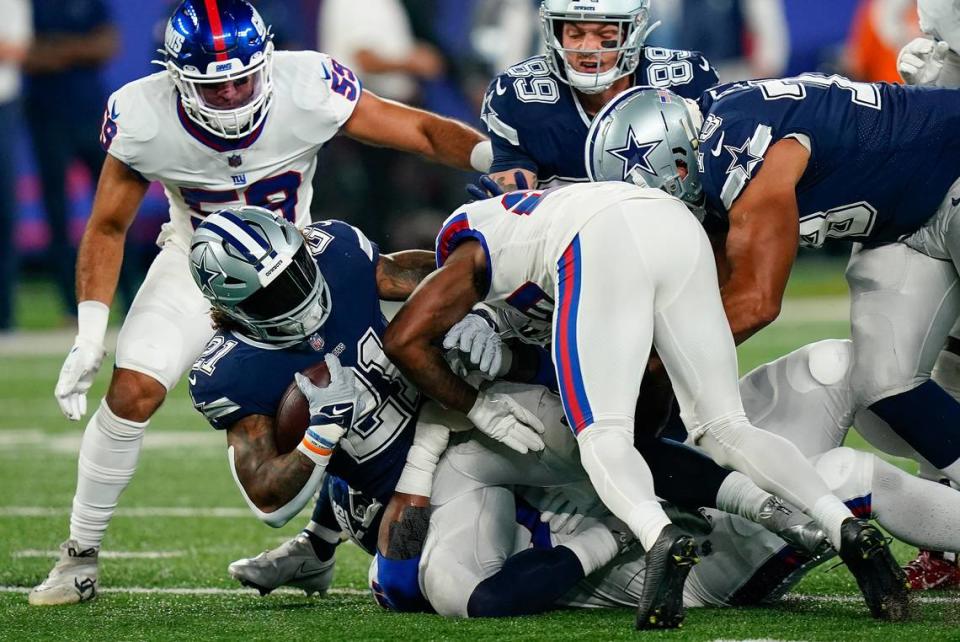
[[465, 171, 530, 201]]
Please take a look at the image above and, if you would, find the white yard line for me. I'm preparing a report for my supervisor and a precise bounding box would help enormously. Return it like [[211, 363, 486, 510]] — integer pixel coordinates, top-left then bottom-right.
[[0, 584, 955, 604], [0, 506, 250, 518], [0, 585, 366, 596], [13, 550, 183, 559], [0, 429, 222, 452]]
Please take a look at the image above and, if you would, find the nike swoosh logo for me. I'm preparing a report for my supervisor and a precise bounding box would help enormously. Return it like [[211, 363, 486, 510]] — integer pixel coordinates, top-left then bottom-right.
[[109, 101, 119, 120], [328, 404, 352, 416], [711, 131, 725, 157], [187, 375, 197, 386], [699, 58, 711, 71], [294, 561, 327, 578], [952, 197, 960, 207], [495, 78, 506, 96]]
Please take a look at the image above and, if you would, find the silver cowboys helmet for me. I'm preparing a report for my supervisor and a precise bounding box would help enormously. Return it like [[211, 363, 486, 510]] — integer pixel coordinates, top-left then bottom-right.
[[585, 87, 705, 218], [540, 0, 653, 94], [189, 206, 330, 344]]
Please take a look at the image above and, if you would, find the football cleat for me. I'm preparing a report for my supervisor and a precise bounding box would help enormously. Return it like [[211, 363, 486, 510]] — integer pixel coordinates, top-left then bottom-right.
[[635, 525, 699, 630], [28, 539, 99, 606], [903, 550, 960, 591], [228, 533, 335, 596], [756, 496, 831, 556], [838, 519, 911, 620]]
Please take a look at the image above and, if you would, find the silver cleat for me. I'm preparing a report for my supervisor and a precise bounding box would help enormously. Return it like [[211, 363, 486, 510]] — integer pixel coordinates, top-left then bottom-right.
[[756, 496, 831, 555], [228, 533, 335, 596], [28, 539, 99, 606]]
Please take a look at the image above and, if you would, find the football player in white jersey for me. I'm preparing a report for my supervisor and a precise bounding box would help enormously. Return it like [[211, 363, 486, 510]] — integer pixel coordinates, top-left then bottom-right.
[[30, 0, 493, 606], [382, 103, 909, 625], [413, 339, 960, 616]]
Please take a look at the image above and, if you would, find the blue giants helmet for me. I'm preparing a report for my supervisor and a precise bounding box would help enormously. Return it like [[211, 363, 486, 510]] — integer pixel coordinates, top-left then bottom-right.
[[160, 0, 275, 139]]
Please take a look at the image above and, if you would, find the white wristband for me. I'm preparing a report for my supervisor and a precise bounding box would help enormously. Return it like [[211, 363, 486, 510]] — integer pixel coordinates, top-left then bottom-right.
[[394, 404, 452, 497], [77, 300, 110, 346], [470, 140, 493, 173]]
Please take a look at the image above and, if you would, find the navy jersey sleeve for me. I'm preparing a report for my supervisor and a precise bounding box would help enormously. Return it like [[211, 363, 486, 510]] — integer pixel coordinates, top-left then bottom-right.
[[638, 48, 719, 100], [306, 219, 380, 267], [480, 72, 540, 175], [698, 104, 776, 217], [188, 336, 285, 430]]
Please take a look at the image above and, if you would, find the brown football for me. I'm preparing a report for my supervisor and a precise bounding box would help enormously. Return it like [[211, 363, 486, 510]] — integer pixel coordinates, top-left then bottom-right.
[[274, 360, 331, 454]]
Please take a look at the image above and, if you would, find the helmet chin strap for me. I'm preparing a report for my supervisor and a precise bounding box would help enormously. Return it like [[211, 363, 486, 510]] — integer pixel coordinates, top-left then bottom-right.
[[565, 65, 623, 94]]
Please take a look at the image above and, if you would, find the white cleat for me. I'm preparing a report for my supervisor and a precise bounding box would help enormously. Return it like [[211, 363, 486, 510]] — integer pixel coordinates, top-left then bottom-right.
[[228, 533, 335, 596], [28, 539, 99, 606]]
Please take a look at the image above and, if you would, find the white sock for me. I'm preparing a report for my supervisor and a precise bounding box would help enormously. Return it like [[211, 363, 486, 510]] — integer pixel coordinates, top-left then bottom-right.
[[872, 457, 960, 551], [559, 520, 620, 576], [715, 471, 771, 522], [69, 400, 146, 548], [697, 415, 852, 549], [304, 520, 341, 544]]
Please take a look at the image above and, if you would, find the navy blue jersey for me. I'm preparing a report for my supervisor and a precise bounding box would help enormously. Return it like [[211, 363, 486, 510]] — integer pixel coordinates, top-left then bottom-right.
[[189, 220, 419, 501], [697, 75, 960, 246], [482, 48, 719, 186]]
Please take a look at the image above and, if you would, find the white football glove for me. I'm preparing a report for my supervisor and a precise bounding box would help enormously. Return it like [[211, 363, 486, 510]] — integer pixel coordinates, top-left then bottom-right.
[[443, 310, 507, 379], [898, 37, 951, 85], [539, 483, 602, 535], [295, 353, 375, 430], [466, 390, 546, 454], [55, 337, 106, 421]]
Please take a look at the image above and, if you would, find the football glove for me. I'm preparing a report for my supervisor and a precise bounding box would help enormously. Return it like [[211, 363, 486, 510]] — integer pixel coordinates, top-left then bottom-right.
[[466, 390, 546, 454], [55, 301, 110, 421], [539, 484, 601, 535], [442, 309, 508, 379], [295, 353, 375, 430], [898, 37, 951, 85]]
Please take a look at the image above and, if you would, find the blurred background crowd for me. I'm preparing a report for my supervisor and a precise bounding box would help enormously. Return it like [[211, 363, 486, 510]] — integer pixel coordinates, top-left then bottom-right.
[[0, 0, 924, 331]]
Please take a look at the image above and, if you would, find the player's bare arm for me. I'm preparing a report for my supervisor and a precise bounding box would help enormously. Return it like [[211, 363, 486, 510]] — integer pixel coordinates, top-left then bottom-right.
[[721, 139, 809, 344], [383, 241, 488, 414], [226, 414, 317, 512], [76, 155, 150, 306], [375, 250, 436, 301], [344, 89, 486, 172], [489, 168, 537, 192]]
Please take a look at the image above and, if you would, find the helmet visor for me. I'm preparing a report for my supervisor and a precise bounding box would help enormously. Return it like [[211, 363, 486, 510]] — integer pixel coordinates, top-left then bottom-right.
[[237, 244, 318, 321]]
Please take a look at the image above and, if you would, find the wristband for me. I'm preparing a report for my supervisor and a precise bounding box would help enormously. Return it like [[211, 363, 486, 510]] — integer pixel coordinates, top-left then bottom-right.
[[470, 140, 493, 173], [77, 300, 110, 346], [297, 424, 344, 467]]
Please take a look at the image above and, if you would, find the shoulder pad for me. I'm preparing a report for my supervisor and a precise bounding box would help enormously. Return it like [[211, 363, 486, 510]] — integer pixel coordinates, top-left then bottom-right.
[[699, 112, 774, 213], [282, 50, 361, 145], [102, 74, 166, 162]]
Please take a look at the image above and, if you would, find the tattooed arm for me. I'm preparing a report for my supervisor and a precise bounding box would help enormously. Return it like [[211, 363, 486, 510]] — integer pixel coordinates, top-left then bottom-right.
[[376, 250, 436, 301], [226, 414, 319, 515], [488, 168, 537, 192]]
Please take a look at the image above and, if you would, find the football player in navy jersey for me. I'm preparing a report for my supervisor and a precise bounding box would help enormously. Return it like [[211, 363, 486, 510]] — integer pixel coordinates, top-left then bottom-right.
[[480, 0, 719, 192], [186, 206, 543, 597], [587, 80, 960, 557]]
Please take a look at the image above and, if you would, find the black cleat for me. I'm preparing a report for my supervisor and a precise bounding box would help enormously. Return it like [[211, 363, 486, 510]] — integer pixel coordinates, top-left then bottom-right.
[[635, 525, 700, 630], [838, 518, 911, 621]]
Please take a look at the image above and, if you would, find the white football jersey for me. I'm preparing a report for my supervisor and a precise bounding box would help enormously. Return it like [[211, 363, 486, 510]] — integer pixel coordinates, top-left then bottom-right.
[[101, 50, 360, 247], [436, 182, 687, 343]]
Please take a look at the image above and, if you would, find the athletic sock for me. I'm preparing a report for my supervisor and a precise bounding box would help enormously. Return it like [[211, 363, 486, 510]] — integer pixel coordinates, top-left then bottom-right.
[[869, 381, 960, 484], [466, 546, 585, 617], [70, 400, 147, 548], [715, 471, 772, 522]]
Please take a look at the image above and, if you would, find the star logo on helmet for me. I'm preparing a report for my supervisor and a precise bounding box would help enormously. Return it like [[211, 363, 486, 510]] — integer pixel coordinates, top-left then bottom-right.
[[724, 138, 764, 177], [194, 250, 224, 296], [606, 126, 662, 180]]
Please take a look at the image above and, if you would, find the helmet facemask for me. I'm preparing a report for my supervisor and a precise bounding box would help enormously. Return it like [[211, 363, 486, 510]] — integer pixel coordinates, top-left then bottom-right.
[[224, 242, 331, 343], [540, 2, 652, 94], [165, 40, 275, 139]]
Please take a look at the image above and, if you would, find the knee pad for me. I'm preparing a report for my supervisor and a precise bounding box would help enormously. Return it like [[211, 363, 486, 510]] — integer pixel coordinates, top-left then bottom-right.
[[805, 340, 852, 387], [813, 447, 874, 516]]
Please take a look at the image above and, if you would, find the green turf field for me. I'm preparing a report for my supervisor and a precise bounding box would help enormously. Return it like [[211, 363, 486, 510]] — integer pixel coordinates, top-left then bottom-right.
[[1, 269, 957, 641]]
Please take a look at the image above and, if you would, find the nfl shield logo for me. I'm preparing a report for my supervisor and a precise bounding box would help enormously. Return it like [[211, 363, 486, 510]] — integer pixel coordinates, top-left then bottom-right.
[[227, 154, 242, 168], [308, 334, 325, 352]]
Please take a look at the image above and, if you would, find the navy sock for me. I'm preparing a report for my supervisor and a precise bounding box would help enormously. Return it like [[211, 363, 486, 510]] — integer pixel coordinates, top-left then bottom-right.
[[637, 437, 732, 509], [302, 481, 339, 561], [466, 546, 584, 617], [869, 380, 960, 469]]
